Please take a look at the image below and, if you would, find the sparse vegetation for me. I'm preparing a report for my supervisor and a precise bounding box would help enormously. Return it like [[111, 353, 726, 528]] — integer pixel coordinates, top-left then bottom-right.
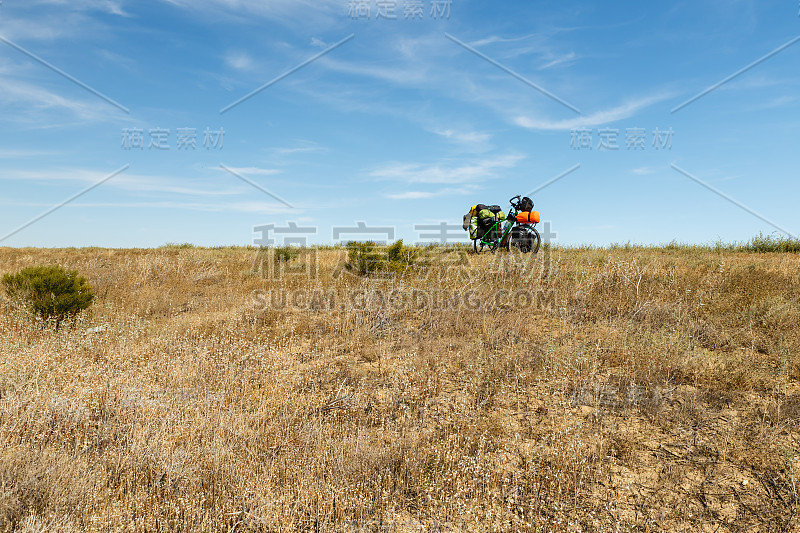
[[272, 245, 301, 264], [346, 239, 419, 275], [160, 242, 196, 249], [737, 232, 800, 253], [0, 244, 798, 531]]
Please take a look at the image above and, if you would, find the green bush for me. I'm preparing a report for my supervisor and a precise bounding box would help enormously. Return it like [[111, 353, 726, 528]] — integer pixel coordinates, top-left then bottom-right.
[[384, 240, 419, 273], [346, 240, 418, 276], [2, 265, 94, 330], [346, 241, 386, 276], [273, 246, 301, 264], [161, 242, 196, 249], [743, 233, 800, 253]]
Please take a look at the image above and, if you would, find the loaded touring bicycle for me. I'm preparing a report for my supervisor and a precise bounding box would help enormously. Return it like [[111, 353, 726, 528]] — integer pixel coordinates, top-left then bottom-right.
[[462, 195, 541, 254]]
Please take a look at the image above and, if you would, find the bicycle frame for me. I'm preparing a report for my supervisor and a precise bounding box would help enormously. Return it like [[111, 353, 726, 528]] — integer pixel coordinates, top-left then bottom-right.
[[475, 218, 515, 250]]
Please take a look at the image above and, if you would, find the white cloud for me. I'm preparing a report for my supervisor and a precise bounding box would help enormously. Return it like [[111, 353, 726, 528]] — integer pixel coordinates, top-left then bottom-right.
[[1, 199, 295, 213], [274, 144, 327, 155], [0, 18, 67, 41], [514, 94, 673, 131], [101, 1, 128, 16], [312, 33, 459, 88], [216, 166, 281, 176], [0, 149, 63, 158], [225, 51, 255, 71], [741, 94, 797, 111], [539, 52, 577, 70], [1, 168, 243, 196], [0, 77, 124, 123], [318, 56, 431, 86], [466, 32, 577, 63], [291, 32, 579, 135], [159, 0, 343, 25], [370, 154, 524, 185], [31, 0, 128, 14], [0, 1, 128, 41], [386, 185, 479, 200], [632, 167, 656, 175], [386, 191, 438, 200], [433, 128, 492, 145], [114, 176, 241, 196], [469, 34, 541, 48]]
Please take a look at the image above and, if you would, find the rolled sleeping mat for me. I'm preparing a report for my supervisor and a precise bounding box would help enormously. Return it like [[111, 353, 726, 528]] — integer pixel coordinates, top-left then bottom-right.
[[515, 211, 540, 224]]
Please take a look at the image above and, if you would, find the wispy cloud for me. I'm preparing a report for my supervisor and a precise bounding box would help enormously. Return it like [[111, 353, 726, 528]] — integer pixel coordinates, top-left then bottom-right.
[[0, 1, 128, 41], [0, 17, 69, 41], [2, 168, 244, 197], [286, 30, 582, 138], [224, 51, 255, 71], [370, 154, 524, 185], [113, 175, 242, 196], [160, 0, 343, 25], [0, 77, 123, 123], [514, 93, 673, 131], [742, 94, 797, 111], [386, 185, 479, 200], [632, 167, 656, 176], [100, 1, 129, 16], [216, 166, 281, 176], [539, 51, 577, 70], [1, 199, 295, 214], [469, 34, 541, 48], [274, 144, 327, 155], [386, 191, 439, 200], [0, 148, 63, 158], [32, 0, 129, 15], [318, 56, 432, 86], [467, 32, 578, 65], [432, 128, 492, 145], [298, 31, 590, 137]]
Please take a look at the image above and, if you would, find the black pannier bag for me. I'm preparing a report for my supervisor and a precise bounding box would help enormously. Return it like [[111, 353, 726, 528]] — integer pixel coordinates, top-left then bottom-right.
[[476, 208, 495, 239], [519, 196, 533, 213]]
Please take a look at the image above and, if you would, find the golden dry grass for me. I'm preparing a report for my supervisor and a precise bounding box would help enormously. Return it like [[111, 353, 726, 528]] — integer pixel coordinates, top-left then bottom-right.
[[1, 245, 799, 532]]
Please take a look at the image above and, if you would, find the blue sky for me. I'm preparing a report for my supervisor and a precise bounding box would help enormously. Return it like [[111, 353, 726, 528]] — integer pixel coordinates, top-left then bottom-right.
[[1, 0, 798, 247]]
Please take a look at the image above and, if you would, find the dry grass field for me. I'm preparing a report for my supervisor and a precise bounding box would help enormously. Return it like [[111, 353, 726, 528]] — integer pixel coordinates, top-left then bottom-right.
[[1, 244, 799, 532]]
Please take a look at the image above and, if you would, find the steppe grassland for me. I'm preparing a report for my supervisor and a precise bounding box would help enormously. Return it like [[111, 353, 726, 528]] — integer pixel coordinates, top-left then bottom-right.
[[0, 245, 798, 531]]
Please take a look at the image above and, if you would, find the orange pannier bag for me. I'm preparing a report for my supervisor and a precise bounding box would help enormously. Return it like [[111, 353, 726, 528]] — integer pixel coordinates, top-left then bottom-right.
[[516, 211, 540, 224]]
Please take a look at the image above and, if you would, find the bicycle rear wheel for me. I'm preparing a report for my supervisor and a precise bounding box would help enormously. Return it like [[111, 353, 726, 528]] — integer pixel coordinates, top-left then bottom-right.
[[474, 223, 499, 253], [473, 238, 490, 253]]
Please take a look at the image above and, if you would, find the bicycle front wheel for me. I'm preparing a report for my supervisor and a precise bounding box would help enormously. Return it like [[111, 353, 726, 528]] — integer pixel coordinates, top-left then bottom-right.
[[529, 226, 541, 254], [510, 226, 541, 254]]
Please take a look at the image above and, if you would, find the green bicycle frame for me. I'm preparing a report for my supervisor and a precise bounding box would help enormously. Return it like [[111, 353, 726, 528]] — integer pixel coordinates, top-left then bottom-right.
[[476, 217, 516, 249]]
